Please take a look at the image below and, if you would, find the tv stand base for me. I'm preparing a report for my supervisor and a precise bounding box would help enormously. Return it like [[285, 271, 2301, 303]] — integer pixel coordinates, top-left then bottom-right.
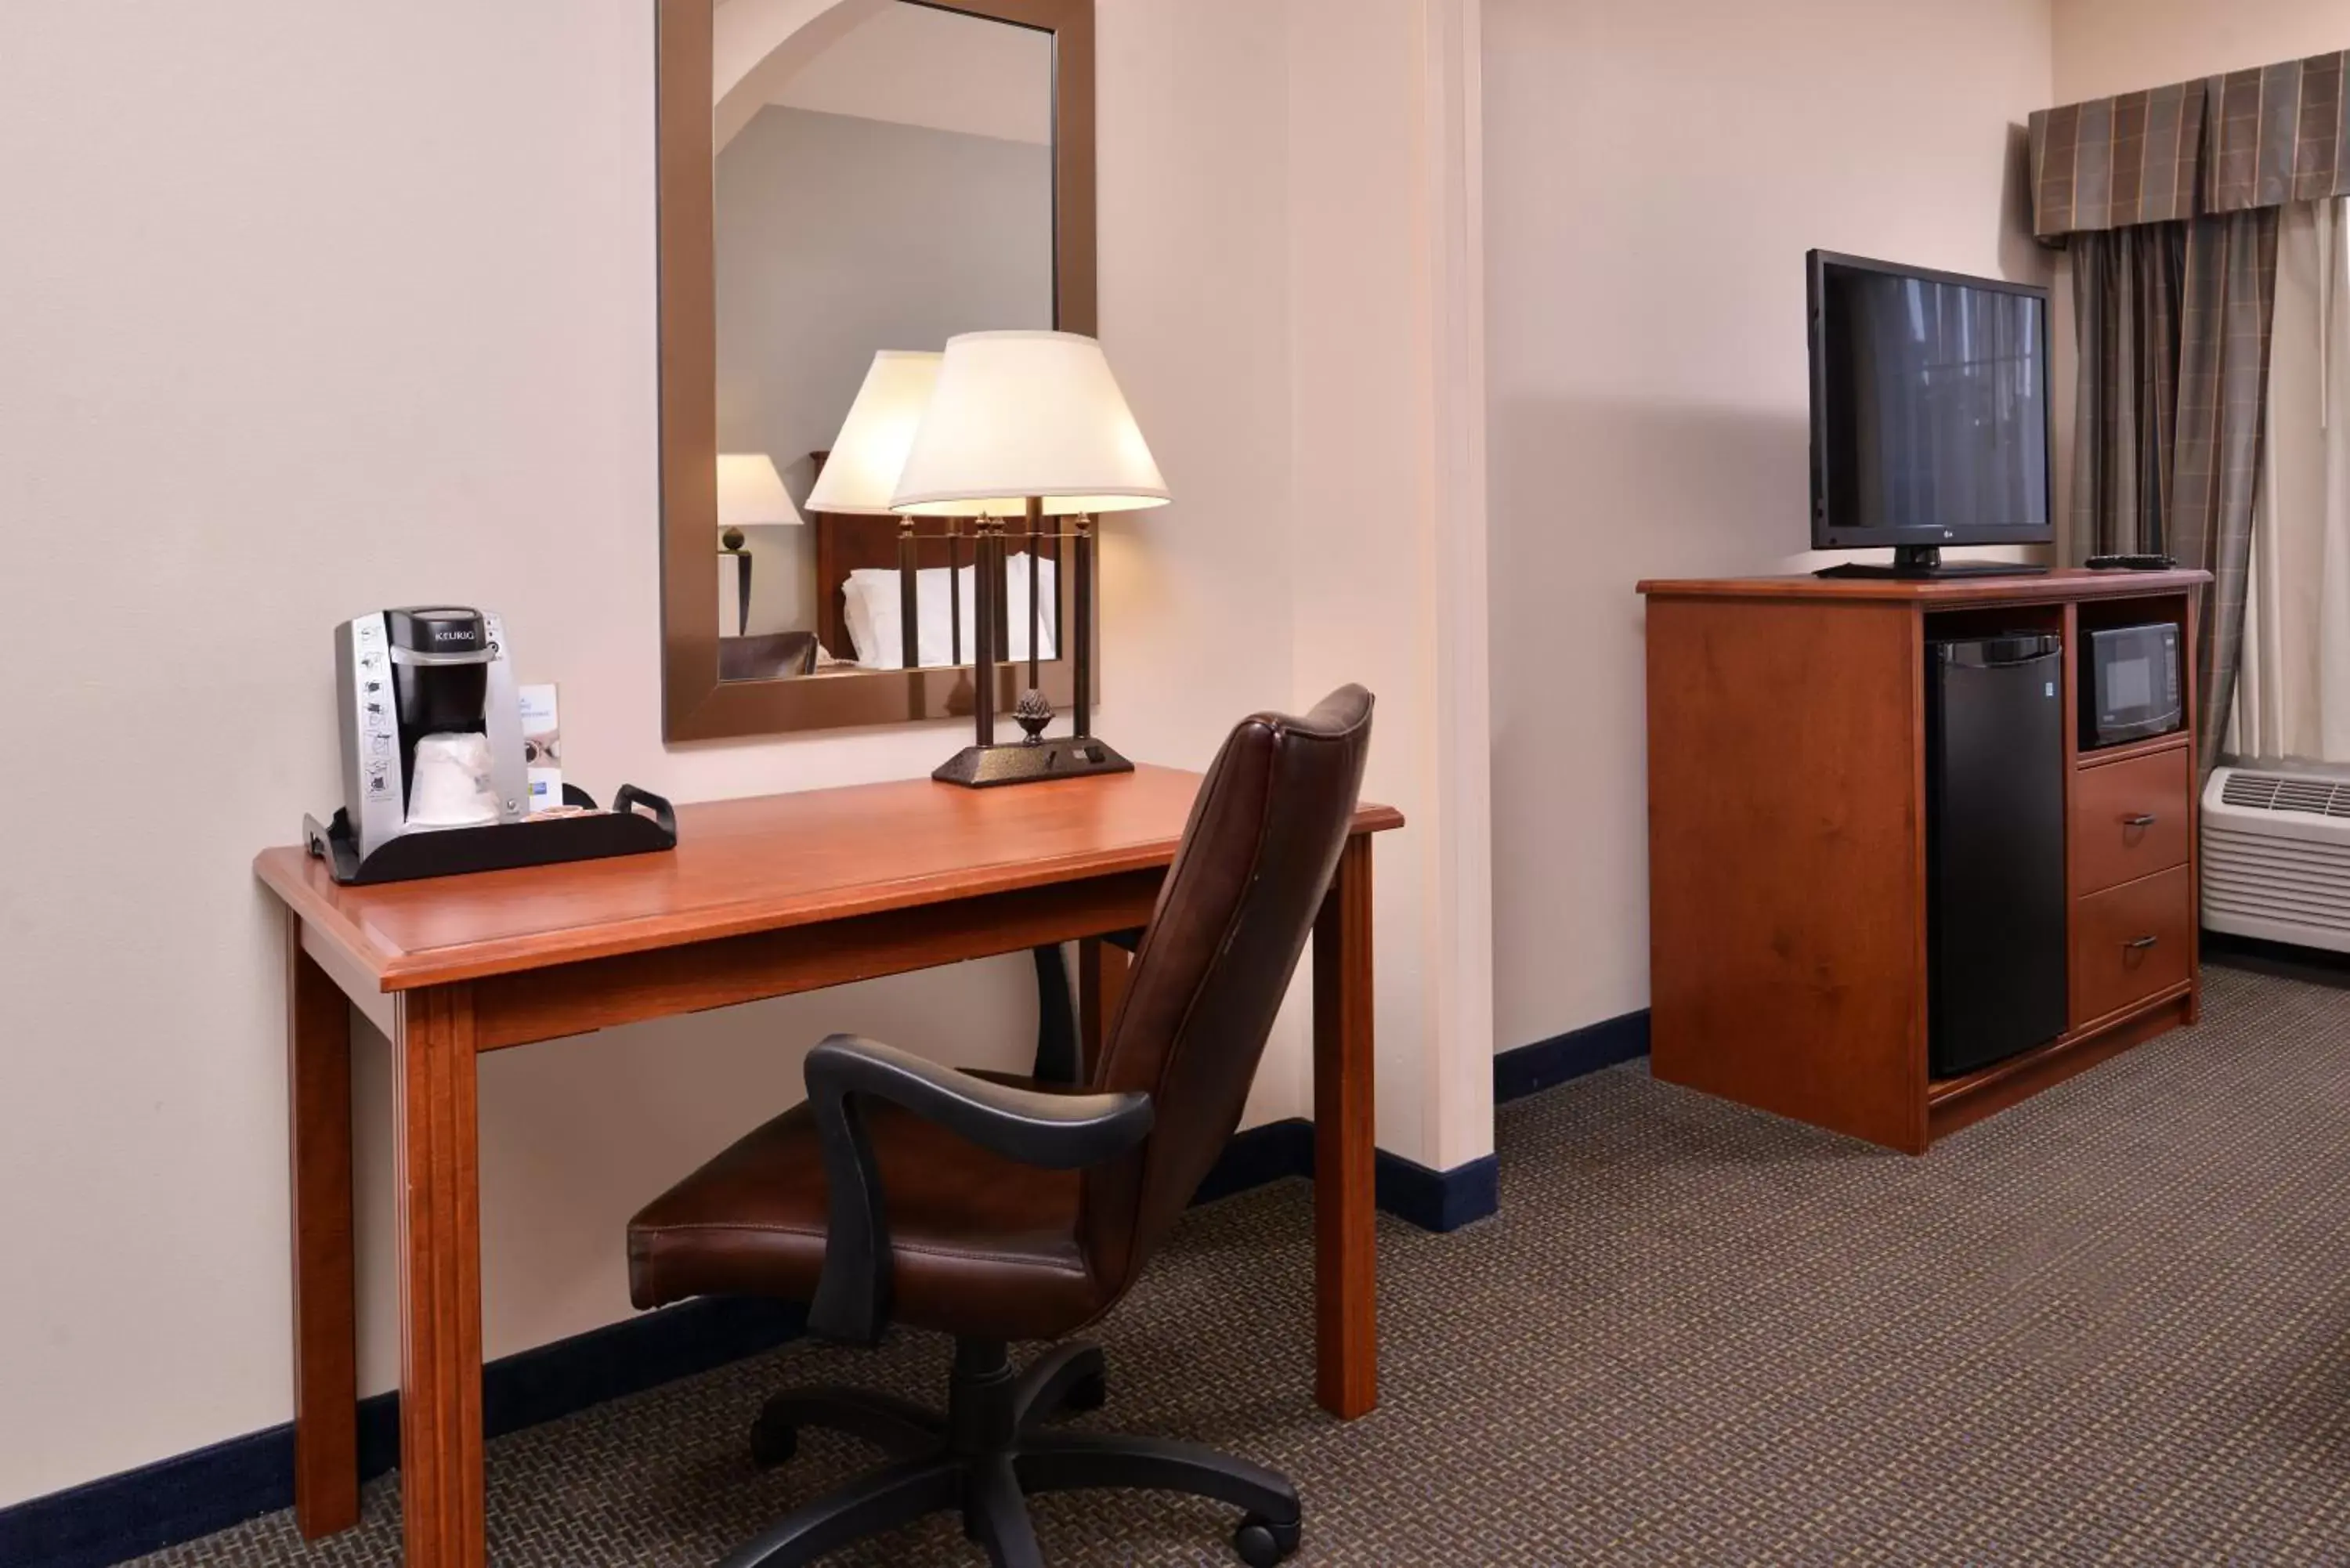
[[1816, 544, 2050, 580]]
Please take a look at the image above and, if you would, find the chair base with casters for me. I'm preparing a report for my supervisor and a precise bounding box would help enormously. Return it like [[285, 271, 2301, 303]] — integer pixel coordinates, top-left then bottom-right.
[[725, 1337, 1300, 1568]]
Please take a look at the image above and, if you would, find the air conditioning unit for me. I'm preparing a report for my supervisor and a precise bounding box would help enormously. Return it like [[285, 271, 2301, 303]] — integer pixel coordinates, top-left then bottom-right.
[[2202, 764, 2350, 952]]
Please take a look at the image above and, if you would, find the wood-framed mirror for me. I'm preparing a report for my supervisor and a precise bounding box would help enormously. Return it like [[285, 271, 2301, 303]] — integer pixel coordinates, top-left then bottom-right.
[[657, 0, 1097, 742]]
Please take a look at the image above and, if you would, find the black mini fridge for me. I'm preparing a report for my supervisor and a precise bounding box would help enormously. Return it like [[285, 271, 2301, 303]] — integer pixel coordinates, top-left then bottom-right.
[[1926, 633, 2068, 1076]]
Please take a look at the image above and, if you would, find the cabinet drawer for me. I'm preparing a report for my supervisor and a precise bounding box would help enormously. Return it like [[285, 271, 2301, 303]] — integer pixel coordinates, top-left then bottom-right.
[[2073, 746, 2191, 896], [2072, 865, 2193, 1024]]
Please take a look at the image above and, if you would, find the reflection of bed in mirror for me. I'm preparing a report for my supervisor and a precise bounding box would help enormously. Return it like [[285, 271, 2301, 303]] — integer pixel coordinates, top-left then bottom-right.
[[808, 448, 1063, 673]]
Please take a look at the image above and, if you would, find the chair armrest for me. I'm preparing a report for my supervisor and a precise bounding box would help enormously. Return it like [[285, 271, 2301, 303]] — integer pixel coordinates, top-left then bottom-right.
[[804, 1033, 1155, 1346]]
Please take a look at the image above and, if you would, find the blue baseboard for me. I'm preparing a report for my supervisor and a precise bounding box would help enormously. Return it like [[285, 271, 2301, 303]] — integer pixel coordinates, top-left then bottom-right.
[[1366, 1007, 1651, 1234], [4, 1017, 1650, 1567], [1376, 1149, 1500, 1232], [1190, 1116, 1315, 1205], [1495, 1007, 1650, 1104], [1193, 1121, 1504, 1234], [0, 1293, 808, 1568]]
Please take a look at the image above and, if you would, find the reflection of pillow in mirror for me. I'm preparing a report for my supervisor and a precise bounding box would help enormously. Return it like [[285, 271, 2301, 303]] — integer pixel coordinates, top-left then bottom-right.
[[844, 556, 1059, 669], [844, 566, 961, 670], [995, 553, 1058, 661], [841, 574, 884, 667]]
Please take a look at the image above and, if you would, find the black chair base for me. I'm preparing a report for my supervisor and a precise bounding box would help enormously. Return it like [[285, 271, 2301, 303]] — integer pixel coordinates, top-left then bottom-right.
[[721, 1339, 1302, 1568]]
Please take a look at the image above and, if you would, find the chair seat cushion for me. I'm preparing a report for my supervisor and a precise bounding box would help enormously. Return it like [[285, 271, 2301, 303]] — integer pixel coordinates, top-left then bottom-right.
[[627, 1076, 1109, 1342]]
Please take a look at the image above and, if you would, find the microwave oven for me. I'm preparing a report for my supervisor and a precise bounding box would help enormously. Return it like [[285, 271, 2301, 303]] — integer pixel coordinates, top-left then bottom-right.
[[2081, 623, 2183, 749]]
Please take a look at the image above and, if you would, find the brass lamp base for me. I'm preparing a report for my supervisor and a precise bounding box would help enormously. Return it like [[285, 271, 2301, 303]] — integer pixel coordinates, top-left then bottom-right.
[[932, 736, 1134, 788]]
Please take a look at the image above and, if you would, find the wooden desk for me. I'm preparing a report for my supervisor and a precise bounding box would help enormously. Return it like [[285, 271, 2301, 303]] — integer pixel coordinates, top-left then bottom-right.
[[254, 764, 1403, 1568]]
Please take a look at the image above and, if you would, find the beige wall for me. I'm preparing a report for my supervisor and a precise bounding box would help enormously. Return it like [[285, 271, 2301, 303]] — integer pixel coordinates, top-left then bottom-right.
[[2054, 0, 2348, 102], [1480, 0, 2056, 1053], [0, 0, 1489, 1508]]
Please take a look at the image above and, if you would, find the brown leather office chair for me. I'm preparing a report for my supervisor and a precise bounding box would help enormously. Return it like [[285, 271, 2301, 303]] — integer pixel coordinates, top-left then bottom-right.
[[627, 686, 1374, 1568]]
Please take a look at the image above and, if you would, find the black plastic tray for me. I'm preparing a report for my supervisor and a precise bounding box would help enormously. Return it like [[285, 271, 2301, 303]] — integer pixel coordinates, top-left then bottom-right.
[[303, 786, 678, 886]]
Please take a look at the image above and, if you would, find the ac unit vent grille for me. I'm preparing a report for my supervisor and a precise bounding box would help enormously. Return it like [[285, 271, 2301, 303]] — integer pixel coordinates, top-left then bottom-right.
[[2218, 771, 2350, 818], [2205, 767, 2350, 954]]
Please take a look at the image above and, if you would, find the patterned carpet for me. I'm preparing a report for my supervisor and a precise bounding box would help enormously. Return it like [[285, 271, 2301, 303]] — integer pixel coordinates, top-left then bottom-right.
[[136, 963, 2350, 1565]]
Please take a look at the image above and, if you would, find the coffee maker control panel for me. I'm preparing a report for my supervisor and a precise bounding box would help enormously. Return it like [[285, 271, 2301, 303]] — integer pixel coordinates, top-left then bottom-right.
[[342, 613, 405, 855]]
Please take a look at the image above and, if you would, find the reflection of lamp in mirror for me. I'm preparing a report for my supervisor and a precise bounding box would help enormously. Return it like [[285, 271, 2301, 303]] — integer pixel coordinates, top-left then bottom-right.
[[716, 453, 801, 637], [892, 330, 1169, 787], [806, 351, 969, 670]]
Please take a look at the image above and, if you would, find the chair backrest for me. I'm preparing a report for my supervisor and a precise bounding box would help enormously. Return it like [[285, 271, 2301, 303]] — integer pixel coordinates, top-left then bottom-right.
[[1079, 685, 1374, 1295]]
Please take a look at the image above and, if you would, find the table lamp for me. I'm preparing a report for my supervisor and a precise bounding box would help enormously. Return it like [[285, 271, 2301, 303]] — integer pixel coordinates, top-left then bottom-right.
[[806, 352, 971, 670], [716, 453, 802, 636], [891, 329, 1169, 787]]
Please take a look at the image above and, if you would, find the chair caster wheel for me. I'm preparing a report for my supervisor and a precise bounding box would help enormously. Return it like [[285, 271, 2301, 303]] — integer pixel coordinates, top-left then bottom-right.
[[1065, 1369, 1108, 1413], [1234, 1514, 1300, 1566], [748, 1414, 798, 1468]]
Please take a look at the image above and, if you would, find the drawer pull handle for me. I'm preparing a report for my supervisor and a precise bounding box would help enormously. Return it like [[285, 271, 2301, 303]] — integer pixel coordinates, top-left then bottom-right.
[[2124, 935, 2160, 951], [2122, 813, 2159, 828]]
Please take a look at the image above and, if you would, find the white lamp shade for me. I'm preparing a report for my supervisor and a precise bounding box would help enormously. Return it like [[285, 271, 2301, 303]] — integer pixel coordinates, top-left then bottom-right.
[[804, 351, 943, 515], [890, 331, 1170, 517], [717, 453, 803, 528]]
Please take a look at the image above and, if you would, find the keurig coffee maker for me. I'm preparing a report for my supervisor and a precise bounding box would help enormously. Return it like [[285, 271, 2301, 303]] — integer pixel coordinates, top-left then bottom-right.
[[306, 606, 677, 885], [337, 607, 528, 860]]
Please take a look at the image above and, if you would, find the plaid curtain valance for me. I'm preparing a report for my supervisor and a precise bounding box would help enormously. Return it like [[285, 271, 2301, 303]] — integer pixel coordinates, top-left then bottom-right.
[[2030, 50, 2350, 239], [2207, 53, 2350, 213], [2030, 81, 2207, 236]]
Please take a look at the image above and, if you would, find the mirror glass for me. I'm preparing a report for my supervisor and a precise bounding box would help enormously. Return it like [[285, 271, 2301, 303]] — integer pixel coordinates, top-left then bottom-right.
[[712, 0, 1058, 684]]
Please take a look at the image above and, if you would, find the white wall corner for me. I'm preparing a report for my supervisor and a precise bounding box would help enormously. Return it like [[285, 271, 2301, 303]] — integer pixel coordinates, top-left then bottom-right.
[[1282, 0, 1496, 1175], [1417, 0, 1497, 1172]]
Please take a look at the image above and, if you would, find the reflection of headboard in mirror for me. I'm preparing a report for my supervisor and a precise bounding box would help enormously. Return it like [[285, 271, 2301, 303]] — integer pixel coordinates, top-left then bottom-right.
[[656, 0, 1098, 743]]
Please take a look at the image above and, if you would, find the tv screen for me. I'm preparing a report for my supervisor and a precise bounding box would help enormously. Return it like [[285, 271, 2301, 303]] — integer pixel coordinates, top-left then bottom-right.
[[1809, 251, 2051, 551]]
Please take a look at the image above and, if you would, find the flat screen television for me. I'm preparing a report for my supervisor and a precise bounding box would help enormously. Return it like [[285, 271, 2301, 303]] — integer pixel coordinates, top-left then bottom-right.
[[1808, 251, 2052, 579]]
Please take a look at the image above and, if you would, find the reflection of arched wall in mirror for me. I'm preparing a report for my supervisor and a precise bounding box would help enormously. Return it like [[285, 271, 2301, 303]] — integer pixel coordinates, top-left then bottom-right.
[[660, 0, 1096, 742], [715, 0, 1051, 665]]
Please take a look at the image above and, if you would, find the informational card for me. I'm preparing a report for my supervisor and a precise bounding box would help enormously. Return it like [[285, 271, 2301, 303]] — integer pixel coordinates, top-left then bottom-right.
[[519, 684, 562, 813]]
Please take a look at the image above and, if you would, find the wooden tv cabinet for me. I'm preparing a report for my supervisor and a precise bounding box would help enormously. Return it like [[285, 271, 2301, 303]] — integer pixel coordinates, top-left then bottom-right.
[[1637, 569, 2210, 1153]]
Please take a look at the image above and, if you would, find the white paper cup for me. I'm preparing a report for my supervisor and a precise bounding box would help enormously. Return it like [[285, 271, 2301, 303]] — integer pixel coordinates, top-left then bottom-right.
[[407, 732, 500, 828]]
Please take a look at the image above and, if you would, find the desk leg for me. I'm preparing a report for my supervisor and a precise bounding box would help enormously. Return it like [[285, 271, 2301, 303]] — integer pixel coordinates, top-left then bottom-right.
[[1313, 833, 1378, 1418], [392, 985, 486, 1568], [287, 919, 359, 1537]]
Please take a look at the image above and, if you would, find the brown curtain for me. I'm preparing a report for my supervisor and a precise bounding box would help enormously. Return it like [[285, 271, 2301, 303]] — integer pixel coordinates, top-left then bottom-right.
[[2171, 210, 2282, 757], [2069, 222, 2185, 555], [2066, 211, 2278, 766], [2037, 56, 2318, 764]]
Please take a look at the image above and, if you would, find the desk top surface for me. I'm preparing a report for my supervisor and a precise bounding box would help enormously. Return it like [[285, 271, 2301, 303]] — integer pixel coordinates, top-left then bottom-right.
[[1636, 566, 2211, 604], [256, 764, 1404, 992]]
